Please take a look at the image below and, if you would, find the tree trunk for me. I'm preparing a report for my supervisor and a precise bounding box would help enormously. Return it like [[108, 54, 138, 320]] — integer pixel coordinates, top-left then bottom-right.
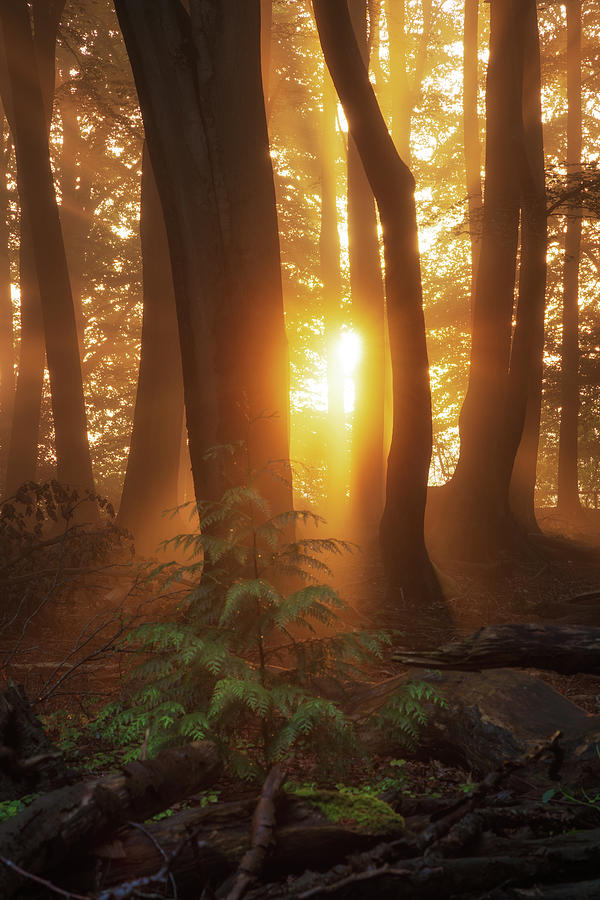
[[58, 85, 90, 355], [438, 0, 528, 559], [205, 0, 293, 517], [115, 1, 292, 513], [509, 2, 547, 532], [320, 73, 346, 528], [463, 0, 483, 304], [557, 0, 583, 520], [313, 0, 449, 631], [347, 0, 386, 542], [0, 0, 95, 497], [114, 1, 228, 504], [0, 0, 60, 496], [0, 107, 14, 488], [118, 145, 185, 555], [386, 0, 410, 162]]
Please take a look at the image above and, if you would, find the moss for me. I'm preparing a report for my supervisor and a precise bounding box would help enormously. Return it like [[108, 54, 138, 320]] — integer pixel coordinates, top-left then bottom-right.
[[291, 786, 405, 833]]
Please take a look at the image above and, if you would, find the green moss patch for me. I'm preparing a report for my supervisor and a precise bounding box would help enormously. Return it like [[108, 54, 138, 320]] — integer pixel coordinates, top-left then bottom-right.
[[291, 786, 405, 833]]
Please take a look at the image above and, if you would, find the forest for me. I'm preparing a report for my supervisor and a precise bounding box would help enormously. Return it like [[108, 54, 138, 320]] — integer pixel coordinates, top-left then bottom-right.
[[0, 0, 600, 897]]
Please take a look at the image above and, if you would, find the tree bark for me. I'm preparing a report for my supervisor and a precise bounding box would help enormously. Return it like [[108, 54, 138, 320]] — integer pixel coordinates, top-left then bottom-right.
[[438, 1, 530, 558], [204, 0, 293, 517], [115, 1, 292, 513], [0, 740, 221, 897], [0, 0, 95, 497], [312, 0, 449, 628], [118, 144, 185, 555], [508, 2, 547, 531], [347, 0, 386, 541], [392, 623, 600, 676], [557, 0, 583, 520]]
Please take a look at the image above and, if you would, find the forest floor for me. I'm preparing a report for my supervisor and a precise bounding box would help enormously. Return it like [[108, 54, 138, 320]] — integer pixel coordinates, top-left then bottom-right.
[[2, 510, 600, 897]]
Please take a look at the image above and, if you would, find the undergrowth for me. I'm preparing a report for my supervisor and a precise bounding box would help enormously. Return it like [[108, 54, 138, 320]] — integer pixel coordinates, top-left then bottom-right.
[[94, 429, 446, 779]]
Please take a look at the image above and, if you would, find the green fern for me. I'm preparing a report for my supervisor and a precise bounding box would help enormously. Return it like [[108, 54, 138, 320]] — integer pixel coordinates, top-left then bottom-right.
[[97, 430, 440, 776]]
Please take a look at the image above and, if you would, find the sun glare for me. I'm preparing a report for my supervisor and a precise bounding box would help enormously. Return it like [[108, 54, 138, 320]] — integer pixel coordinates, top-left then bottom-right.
[[339, 330, 361, 376]]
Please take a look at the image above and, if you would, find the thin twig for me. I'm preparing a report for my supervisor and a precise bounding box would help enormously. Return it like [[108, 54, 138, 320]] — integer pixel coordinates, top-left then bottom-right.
[[0, 855, 89, 899]]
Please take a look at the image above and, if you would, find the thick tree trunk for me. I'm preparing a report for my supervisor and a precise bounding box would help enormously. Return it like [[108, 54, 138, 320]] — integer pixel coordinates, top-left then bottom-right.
[[509, 3, 547, 531], [115, 1, 291, 513], [313, 0, 449, 630], [206, 0, 293, 517], [463, 0, 483, 303], [557, 0, 583, 520], [0, 0, 95, 497], [118, 145, 185, 555], [320, 74, 346, 528], [114, 1, 227, 504], [347, 0, 386, 541], [438, 1, 529, 559]]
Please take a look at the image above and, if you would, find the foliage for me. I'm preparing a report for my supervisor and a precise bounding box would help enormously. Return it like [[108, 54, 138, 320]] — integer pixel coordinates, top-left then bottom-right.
[[97, 439, 399, 778], [0, 794, 38, 823], [372, 678, 448, 752]]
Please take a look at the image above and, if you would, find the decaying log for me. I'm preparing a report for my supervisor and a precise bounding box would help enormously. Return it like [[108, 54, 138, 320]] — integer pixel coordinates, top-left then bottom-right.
[[0, 683, 69, 800], [392, 623, 600, 674], [0, 740, 221, 897], [86, 791, 408, 897], [349, 667, 600, 776]]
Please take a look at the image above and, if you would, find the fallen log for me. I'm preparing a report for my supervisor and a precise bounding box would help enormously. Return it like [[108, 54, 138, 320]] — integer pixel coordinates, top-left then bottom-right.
[[349, 667, 599, 776], [85, 791, 409, 897], [392, 623, 600, 675], [0, 740, 221, 897]]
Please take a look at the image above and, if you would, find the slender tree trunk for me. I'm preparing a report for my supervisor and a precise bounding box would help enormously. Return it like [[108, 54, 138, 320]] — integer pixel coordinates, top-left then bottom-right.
[[118, 145, 185, 555], [347, 0, 385, 541], [557, 0, 583, 520], [58, 86, 89, 355], [441, 0, 526, 558], [463, 0, 483, 303], [386, 0, 410, 162], [320, 73, 346, 527], [0, 0, 94, 495], [313, 0, 450, 629], [0, 107, 13, 487], [509, 2, 547, 531]]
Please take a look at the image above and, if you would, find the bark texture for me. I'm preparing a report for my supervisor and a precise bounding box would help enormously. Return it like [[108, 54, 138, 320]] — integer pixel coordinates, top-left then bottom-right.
[[0, 740, 221, 897]]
